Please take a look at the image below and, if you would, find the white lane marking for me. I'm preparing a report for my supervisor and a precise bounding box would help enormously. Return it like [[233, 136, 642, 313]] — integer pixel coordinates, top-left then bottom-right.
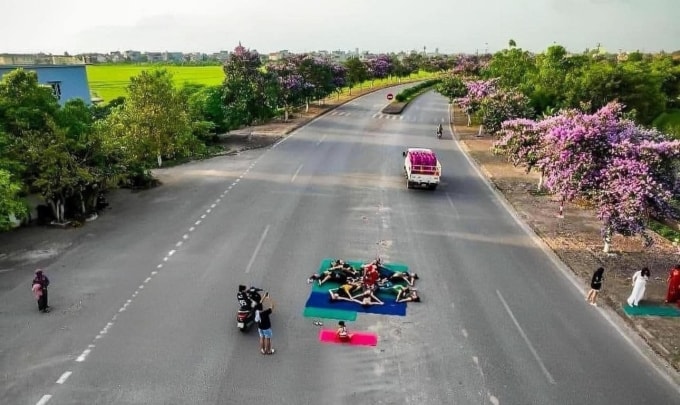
[[316, 134, 327, 146], [210, 203, 216, 208], [195, 220, 201, 225], [489, 394, 500, 405], [168, 250, 175, 256], [291, 164, 303, 183], [56, 371, 72, 384], [206, 209, 211, 213], [399, 116, 404, 120], [176, 241, 183, 247], [95, 335, 101, 339], [189, 227, 195, 232], [157, 264, 163, 268], [139, 285, 144, 289], [497, 290, 555, 384], [245, 225, 271, 274], [163, 257, 168, 262], [462, 329, 468, 338], [200, 214, 206, 219], [126, 299, 132, 304], [151, 271, 158, 275], [215, 198, 221, 203], [76, 349, 91, 362], [235, 178, 241, 183], [144, 277, 152, 283], [239, 175, 243, 179], [183, 234, 189, 239], [36, 394, 52, 405], [446, 193, 460, 219]]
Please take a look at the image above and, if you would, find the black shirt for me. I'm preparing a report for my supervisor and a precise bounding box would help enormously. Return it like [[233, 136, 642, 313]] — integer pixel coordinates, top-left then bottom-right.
[[591, 273, 603, 290], [257, 308, 272, 330]]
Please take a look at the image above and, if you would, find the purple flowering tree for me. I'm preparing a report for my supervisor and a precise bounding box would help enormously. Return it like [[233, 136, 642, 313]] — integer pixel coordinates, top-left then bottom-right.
[[502, 102, 680, 252], [330, 63, 347, 99], [478, 88, 534, 135], [457, 79, 498, 126], [365, 55, 392, 87], [494, 118, 547, 189], [267, 61, 307, 121]]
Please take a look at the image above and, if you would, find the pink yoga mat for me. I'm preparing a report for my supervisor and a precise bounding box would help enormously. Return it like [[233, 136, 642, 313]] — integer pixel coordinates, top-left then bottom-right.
[[318, 329, 378, 346]]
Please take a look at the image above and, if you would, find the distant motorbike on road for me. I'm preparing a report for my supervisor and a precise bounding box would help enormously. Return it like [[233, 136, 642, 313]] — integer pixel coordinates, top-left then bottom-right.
[[435, 124, 443, 139], [236, 286, 263, 332]]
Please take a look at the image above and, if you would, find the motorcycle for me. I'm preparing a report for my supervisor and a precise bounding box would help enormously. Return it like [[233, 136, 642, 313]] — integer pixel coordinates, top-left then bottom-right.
[[435, 126, 443, 139], [236, 287, 263, 332]]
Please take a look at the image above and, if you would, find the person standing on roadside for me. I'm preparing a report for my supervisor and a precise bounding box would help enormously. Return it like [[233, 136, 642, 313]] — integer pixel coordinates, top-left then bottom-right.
[[586, 267, 605, 306], [31, 269, 50, 313], [627, 267, 650, 307], [255, 292, 275, 355], [665, 265, 680, 304]]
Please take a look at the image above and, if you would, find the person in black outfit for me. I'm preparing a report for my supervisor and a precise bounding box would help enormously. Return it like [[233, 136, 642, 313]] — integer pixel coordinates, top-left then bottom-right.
[[32, 269, 50, 313], [586, 267, 605, 306], [255, 293, 275, 355]]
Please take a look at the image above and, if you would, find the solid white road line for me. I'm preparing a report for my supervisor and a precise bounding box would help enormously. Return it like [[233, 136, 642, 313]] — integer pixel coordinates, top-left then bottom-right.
[[245, 225, 270, 273], [497, 290, 555, 384], [56, 371, 72, 384], [291, 164, 303, 183]]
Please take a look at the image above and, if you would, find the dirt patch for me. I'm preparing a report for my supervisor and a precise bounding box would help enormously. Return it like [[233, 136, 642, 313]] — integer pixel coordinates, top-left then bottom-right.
[[450, 107, 680, 371]]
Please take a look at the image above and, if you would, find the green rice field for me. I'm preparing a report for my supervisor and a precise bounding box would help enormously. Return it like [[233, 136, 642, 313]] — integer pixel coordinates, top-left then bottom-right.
[[86, 65, 225, 102]]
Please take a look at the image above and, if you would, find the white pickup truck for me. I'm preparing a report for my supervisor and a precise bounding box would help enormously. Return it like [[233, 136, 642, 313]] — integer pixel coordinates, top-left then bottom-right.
[[402, 148, 441, 190]]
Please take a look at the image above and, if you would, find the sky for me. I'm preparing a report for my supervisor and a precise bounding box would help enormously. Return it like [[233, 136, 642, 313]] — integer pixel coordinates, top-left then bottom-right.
[[2, 0, 679, 55]]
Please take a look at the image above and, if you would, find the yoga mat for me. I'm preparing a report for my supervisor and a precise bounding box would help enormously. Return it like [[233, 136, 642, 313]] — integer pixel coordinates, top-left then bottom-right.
[[303, 307, 357, 321], [622, 303, 680, 317], [319, 329, 378, 346], [304, 291, 407, 316]]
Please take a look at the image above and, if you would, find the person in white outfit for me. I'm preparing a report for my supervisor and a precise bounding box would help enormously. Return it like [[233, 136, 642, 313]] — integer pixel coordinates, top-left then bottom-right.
[[627, 267, 650, 307]]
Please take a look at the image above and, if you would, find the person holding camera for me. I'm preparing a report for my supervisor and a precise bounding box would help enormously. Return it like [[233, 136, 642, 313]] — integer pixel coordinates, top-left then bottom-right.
[[255, 292, 275, 355]]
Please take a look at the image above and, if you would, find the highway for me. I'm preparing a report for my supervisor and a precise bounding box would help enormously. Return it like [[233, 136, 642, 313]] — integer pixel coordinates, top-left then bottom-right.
[[1, 86, 679, 404]]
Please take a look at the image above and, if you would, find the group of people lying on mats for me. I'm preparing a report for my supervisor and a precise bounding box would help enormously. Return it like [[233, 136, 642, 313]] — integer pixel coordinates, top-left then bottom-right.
[[306, 258, 421, 305]]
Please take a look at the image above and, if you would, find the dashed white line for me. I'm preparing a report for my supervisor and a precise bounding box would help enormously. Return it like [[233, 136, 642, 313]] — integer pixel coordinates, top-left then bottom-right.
[[206, 209, 211, 213], [291, 164, 303, 183], [126, 299, 132, 304], [189, 227, 195, 232], [76, 349, 91, 362], [139, 285, 144, 289], [245, 225, 270, 274], [144, 277, 152, 283], [157, 264, 163, 268], [462, 329, 468, 338], [56, 371, 72, 384], [235, 179, 240, 183], [497, 290, 555, 384], [215, 198, 221, 203], [200, 214, 206, 219], [151, 271, 158, 275], [168, 250, 176, 256], [195, 220, 201, 225], [183, 234, 189, 239], [163, 257, 168, 262], [239, 175, 243, 179], [36, 394, 52, 405], [210, 203, 216, 208]]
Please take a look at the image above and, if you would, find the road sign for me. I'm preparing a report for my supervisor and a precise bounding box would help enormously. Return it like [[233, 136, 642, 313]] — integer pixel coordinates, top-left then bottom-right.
[[387, 93, 394, 100]]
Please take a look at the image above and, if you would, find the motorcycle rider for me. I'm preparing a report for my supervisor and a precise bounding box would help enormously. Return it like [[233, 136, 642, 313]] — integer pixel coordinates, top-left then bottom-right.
[[237, 285, 262, 309], [436, 123, 443, 137]]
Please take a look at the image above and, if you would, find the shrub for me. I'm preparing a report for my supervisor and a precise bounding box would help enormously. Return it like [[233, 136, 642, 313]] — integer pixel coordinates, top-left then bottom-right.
[[395, 79, 441, 102]]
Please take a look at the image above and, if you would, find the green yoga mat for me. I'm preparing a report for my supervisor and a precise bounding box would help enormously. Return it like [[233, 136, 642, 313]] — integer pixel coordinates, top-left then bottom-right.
[[311, 258, 410, 293], [303, 307, 357, 321], [622, 303, 680, 317]]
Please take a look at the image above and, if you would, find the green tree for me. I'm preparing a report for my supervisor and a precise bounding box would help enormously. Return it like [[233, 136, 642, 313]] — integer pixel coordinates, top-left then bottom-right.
[[343, 57, 368, 95], [111, 69, 194, 167], [0, 69, 59, 136], [484, 47, 537, 91], [0, 169, 25, 230], [436, 74, 467, 103]]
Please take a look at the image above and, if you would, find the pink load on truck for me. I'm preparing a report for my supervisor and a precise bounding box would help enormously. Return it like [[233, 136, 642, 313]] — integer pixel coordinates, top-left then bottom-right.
[[409, 150, 438, 175]]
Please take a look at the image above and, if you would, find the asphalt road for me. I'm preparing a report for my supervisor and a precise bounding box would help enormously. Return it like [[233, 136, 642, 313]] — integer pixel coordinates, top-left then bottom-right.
[[1, 87, 679, 405]]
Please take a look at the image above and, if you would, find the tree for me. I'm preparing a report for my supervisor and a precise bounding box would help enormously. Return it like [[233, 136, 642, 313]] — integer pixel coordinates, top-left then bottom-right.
[[457, 79, 498, 126], [268, 61, 307, 121], [0, 69, 59, 136], [478, 88, 534, 134], [494, 119, 547, 189], [112, 69, 194, 168], [508, 39, 517, 48], [344, 57, 368, 95], [436, 73, 467, 103], [0, 169, 25, 230], [484, 47, 537, 91]]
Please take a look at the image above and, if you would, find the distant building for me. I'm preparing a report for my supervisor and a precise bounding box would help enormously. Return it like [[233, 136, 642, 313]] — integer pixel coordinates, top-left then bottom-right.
[[0, 54, 92, 105]]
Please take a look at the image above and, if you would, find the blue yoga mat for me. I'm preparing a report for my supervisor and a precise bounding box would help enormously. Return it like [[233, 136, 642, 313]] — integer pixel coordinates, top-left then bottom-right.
[[304, 291, 407, 316]]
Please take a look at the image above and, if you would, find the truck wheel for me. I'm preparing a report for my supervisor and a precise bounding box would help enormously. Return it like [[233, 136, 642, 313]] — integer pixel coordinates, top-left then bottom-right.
[[429, 184, 438, 191]]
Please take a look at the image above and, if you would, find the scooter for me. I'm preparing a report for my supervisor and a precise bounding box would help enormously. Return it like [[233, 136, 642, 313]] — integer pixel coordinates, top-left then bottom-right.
[[435, 127, 443, 139], [236, 287, 263, 332]]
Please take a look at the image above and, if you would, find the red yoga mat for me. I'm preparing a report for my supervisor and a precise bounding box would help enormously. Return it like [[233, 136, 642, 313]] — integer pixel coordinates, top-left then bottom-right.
[[318, 329, 378, 346]]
